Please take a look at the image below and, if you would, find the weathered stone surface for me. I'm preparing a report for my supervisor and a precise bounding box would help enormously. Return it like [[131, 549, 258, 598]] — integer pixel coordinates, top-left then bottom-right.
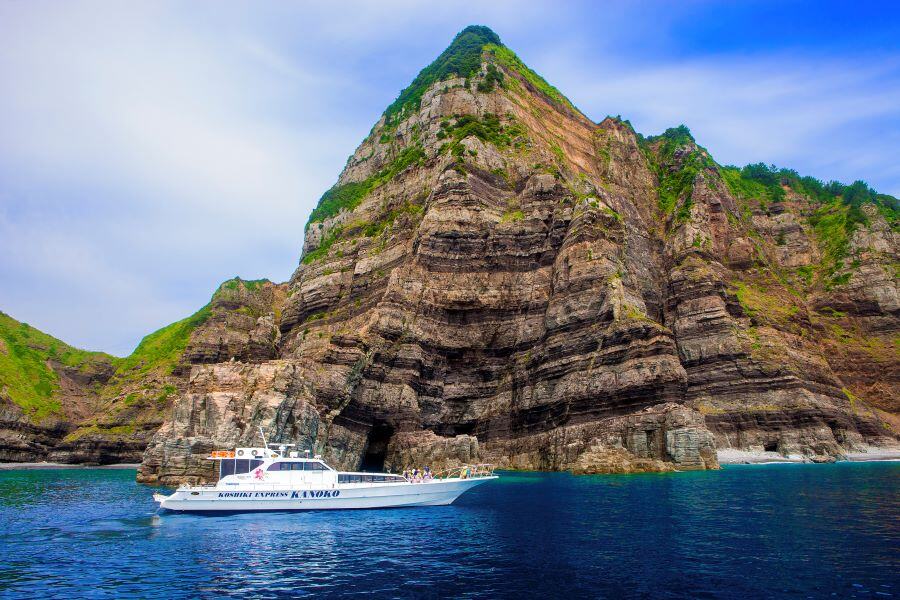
[[488, 403, 718, 474]]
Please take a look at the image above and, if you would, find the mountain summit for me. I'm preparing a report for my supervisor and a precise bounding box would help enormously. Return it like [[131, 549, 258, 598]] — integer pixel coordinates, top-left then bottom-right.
[[3, 27, 898, 475], [384, 25, 503, 122]]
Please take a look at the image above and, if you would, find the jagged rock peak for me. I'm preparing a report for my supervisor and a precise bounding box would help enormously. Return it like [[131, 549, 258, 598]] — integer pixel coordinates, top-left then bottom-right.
[[383, 25, 503, 123]]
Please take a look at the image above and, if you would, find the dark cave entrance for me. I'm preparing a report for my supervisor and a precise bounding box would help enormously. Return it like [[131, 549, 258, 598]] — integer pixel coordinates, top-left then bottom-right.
[[763, 441, 778, 452], [360, 422, 394, 472]]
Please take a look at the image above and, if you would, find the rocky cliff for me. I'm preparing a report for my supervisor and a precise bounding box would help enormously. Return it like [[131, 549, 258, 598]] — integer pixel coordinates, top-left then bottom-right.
[[136, 27, 898, 483], [2, 26, 897, 479], [0, 279, 284, 464]]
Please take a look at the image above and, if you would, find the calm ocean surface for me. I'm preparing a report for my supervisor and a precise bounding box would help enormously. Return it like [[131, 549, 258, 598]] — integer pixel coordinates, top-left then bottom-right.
[[0, 463, 897, 599]]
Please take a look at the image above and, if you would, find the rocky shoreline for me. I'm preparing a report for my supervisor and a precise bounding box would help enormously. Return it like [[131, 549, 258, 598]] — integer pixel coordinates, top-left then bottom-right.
[[0, 462, 141, 470], [716, 447, 900, 465]]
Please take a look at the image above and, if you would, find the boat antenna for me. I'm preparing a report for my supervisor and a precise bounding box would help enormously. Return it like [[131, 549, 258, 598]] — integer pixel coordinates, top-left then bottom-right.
[[258, 426, 268, 450]]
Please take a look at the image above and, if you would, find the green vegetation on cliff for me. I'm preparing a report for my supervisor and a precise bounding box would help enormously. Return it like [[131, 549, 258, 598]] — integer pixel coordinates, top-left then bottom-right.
[[302, 224, 345, 264], [437, 113, 526, 156], [809, 201, 864, 288], [307, 26, 578, 229], [721, 162, 897, 223], [482, 43, 575, 111], [0, 312, 116, 420], [114, 303, 214, 379], [384, 25, 501, 124], [719, 162, 898, 287], [477, 63, 504, 93], [307, 145, 427, 227], [220, 277, 269, 293], [642, 126, 715, 216], [0, 277, 257, 422]]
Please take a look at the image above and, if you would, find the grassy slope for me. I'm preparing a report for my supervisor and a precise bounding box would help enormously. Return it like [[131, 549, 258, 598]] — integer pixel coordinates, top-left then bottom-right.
[[62, 279, 273, 441], [0, 279, 243, 425], [0, 312, 117, 420], [306, 145, 427, 228], [111, 304, 211, 381]]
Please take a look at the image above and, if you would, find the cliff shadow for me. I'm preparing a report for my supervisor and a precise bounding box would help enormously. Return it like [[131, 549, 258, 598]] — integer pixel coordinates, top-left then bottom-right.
[[360, 422, 394, 472]]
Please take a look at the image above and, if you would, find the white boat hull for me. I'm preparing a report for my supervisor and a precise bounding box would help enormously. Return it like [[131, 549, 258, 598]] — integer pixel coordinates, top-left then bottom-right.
[[155, 476, 496, 513]]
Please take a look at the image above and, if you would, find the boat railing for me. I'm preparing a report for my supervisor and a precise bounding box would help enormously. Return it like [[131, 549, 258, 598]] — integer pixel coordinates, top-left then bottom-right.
[[432, 463, 495, 480]]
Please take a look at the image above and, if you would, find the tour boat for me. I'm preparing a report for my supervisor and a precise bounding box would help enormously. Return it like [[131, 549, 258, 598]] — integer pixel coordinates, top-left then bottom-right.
[[152, 433, 497, 513]]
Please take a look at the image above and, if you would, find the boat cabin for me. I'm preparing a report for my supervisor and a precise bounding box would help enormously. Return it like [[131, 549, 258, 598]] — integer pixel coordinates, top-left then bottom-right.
[[207, 446, 407, 487]]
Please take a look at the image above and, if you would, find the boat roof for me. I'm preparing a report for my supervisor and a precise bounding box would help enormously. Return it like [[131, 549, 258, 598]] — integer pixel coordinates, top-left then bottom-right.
[[207, 447, 327, 461]]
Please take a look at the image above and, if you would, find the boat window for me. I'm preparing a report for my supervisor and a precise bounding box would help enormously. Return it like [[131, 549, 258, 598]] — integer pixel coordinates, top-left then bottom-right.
[[307, 462, 325, 471], [292, 463, 305, 471], [336, 473, 403, 483], [223, 459, 264, 476], [267, 462, 282, 471], [220, 459, 264, 477], [220, 461, 235, 478]]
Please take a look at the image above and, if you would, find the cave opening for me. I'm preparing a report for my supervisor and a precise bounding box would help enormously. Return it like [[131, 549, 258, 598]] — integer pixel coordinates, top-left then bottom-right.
[[763, 441, 778, 452], [360, 422, 394, 472]]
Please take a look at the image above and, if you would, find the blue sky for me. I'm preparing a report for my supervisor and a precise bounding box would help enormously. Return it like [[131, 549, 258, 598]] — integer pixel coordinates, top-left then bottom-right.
[[1, 1, 899, 355]]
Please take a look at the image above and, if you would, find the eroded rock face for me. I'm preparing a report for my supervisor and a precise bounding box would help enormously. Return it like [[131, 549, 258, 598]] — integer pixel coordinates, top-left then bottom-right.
[[0, 402, 73, 462], [502, 403, 718, 474], [184, 282, 286, 365], [138, 38, 897, 484]]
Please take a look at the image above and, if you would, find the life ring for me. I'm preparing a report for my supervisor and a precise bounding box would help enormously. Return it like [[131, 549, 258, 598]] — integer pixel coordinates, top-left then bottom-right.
[[251, 449, 259, 457], [236, 449, 245, 457]]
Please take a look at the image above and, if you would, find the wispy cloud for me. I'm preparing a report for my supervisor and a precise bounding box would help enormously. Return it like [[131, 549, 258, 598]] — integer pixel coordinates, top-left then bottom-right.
[[548, 52, 900, 188]]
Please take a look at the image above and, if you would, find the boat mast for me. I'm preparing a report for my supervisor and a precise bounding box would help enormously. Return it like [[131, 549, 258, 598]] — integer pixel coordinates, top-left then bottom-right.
[[258, 426, 268, 451]]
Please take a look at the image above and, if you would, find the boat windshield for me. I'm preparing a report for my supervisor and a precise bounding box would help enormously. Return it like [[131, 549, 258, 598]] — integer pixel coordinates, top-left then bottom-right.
[[219, 459, 264, 478]]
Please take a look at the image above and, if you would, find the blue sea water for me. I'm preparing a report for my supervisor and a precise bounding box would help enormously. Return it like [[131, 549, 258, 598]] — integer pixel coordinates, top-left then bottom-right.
[[0, 463, 897, 599]]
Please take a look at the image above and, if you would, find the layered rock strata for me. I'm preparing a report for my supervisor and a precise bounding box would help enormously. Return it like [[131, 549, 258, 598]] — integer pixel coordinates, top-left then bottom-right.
[[137, 27, 898, 483]]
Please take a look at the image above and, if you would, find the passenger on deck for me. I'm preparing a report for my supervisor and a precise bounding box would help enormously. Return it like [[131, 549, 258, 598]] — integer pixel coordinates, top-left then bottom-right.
[[424, 467, 433, 480]]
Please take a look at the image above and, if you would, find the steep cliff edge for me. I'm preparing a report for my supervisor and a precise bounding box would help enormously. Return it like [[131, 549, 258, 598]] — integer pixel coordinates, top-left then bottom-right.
[[136, 26, 897, 484]]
